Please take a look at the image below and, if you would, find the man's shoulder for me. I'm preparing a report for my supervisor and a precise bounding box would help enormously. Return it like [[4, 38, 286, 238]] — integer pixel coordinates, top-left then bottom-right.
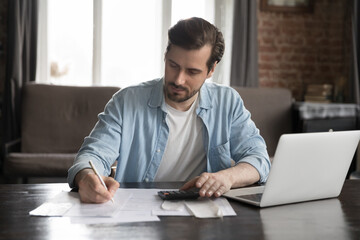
[[203, 82, 240, 98], [114, 78, 161, 98], [204, 81, 236, 90]]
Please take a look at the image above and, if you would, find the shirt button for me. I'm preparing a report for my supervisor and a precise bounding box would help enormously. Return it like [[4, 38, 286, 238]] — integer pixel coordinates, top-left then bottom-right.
[[157, 149, 161, 153], [145, 178, 149, 182]]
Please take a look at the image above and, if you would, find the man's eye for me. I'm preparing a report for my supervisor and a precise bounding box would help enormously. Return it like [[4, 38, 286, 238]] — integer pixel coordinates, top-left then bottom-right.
[[169, 62, 178, 68], [188, 70, 200, 75]]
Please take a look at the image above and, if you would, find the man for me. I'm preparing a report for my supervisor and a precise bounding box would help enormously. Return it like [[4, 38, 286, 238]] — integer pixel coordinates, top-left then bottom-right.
[[67, 17, 271, 203]]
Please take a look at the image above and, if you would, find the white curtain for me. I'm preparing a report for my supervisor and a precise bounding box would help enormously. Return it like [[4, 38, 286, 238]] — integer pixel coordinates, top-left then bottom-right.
[[212, 0, 234, 86]]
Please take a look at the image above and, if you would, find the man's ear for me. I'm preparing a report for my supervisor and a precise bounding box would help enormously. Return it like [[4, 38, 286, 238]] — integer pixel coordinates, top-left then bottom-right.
[[206, 62, 217, 79]]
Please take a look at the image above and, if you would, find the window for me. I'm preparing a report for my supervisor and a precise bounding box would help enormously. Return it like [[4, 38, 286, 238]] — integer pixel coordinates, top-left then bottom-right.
[[48, 0, 93, 86], [37, 0, 233, 88], [101, 0, 163, 87]]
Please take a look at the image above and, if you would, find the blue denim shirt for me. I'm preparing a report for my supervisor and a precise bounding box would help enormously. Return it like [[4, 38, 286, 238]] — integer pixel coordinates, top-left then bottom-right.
[[67, 78, 271, 188]]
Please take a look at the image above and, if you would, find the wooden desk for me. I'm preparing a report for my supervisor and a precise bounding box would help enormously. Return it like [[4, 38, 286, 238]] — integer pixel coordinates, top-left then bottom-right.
[[1, 181, 360, 240]]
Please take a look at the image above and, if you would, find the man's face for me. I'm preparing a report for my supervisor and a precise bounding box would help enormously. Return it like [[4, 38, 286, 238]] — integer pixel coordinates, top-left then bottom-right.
[[164, 44, 216, 110]]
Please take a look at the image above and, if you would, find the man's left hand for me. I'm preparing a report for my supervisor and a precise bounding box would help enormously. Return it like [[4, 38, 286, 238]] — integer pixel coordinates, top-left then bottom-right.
[[180, 170, 232, 198]]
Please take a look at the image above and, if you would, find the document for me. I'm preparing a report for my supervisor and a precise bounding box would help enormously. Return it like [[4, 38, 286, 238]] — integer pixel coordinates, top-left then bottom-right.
[[30, 191, 132, 217], [29, 188, 236, 224]]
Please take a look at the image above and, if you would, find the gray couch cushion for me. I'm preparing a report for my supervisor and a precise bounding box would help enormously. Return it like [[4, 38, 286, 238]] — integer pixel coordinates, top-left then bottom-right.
[[4, 153, 77, 177], [21, 84, 120, 153], [4, 84, 120, 178], [235, 87, 293, 157]]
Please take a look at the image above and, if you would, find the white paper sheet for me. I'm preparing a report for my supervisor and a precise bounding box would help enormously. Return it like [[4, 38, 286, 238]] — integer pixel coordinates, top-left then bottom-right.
[[70, 188, 165, 224], [30, 191, 131, 217], [29, 188, 236, 224], [29, 202, 73, 216], [70, 212, 160, 224], [152, 196, 236, 217], [64, 191, 132, 217], [185, 198, 223, 218]]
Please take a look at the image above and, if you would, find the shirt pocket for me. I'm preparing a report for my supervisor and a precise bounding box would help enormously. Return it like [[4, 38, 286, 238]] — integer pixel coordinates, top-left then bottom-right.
[[209, 141, 232, 170]]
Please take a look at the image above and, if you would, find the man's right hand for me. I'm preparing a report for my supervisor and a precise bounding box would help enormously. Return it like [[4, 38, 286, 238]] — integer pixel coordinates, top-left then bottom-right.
[[75, 168, 120, 203]]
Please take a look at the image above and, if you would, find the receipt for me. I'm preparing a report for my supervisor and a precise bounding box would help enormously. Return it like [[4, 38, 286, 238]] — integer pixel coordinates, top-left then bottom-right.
[[184, 198, 223, 218]]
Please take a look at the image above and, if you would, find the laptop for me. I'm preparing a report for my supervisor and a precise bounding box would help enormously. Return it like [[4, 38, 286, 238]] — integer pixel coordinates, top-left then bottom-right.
[[223, 130, 360, 207]]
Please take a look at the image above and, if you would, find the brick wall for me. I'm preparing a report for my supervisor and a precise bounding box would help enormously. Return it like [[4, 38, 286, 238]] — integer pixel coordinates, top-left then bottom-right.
[[258, 0, 351, 101]]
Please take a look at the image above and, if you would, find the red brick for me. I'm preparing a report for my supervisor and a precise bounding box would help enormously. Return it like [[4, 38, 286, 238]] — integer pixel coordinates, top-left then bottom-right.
[[303, 55, 316, 62], [259, 62, 278, 70], [261, 36, 276, 45], [260, 54, 282, 62], [259, 71, 270, 79], [259, 45, 278, 53], [283, 54, 302, 62]]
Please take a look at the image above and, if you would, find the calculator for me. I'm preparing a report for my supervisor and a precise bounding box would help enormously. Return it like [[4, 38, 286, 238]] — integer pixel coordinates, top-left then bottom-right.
[[157, 189, 200, 200]]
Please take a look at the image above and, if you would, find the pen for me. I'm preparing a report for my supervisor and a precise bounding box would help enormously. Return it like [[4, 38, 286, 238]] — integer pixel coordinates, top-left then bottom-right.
[[89, 160, 114, 203]]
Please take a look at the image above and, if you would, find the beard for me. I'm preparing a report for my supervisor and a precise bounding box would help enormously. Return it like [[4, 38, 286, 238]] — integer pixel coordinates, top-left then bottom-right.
[[164, 82, 200, 103]]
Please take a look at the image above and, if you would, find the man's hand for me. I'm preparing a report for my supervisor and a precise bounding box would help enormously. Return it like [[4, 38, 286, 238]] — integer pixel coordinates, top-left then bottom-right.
[[180, 163, 260, 198], [180, 170, 232, 198], [75, 168, 120, 203]]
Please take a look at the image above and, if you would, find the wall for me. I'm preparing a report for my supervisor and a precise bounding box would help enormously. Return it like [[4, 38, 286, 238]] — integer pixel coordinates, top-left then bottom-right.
[[258, 0, 351, 101]]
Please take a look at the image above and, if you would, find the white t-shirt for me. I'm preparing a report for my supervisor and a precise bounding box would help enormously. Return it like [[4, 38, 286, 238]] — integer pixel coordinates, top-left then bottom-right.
[[154, 97, 206, 181]]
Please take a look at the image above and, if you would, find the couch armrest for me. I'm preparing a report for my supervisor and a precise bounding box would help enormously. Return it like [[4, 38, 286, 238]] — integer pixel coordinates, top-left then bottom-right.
[[4, 138, 21, 156]]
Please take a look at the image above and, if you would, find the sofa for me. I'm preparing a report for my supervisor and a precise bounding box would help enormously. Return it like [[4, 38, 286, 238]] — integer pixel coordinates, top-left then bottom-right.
[[3, 84, 120, 182], [3, 83, 293, 183]]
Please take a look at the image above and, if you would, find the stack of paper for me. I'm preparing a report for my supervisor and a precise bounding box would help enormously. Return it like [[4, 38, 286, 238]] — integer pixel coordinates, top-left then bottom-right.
[[30, 189, 236, 224]]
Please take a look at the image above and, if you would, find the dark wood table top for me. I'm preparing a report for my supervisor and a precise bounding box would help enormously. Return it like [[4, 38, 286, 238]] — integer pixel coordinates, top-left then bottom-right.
[[1, 180, 360, 240]]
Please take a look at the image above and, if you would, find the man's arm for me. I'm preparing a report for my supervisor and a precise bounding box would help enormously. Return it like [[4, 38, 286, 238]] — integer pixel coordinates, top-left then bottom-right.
[[180, 88, 269, 197], [67, 92, 124, 203], [74, 168, 120, 203]]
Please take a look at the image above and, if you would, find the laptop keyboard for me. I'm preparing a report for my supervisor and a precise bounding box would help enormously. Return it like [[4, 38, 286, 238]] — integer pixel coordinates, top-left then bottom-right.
[[237, 193, 263, 202]]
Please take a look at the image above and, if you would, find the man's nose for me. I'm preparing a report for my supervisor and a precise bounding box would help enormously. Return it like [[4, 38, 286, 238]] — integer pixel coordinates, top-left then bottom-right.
[[174, 70, 186, 85]]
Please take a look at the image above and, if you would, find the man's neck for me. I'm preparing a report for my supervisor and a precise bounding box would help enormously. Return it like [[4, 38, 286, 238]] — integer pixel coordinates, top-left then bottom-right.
[[165, 93, 199, 111]]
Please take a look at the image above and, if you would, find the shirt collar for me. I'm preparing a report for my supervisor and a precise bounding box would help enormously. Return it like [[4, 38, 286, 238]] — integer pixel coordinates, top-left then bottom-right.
[[198, 82, 212, 110], [148, 78, 165, 109]]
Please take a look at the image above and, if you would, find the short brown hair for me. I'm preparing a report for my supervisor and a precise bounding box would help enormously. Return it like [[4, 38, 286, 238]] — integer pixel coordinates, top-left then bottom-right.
[[166, 17, 225, 72]]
